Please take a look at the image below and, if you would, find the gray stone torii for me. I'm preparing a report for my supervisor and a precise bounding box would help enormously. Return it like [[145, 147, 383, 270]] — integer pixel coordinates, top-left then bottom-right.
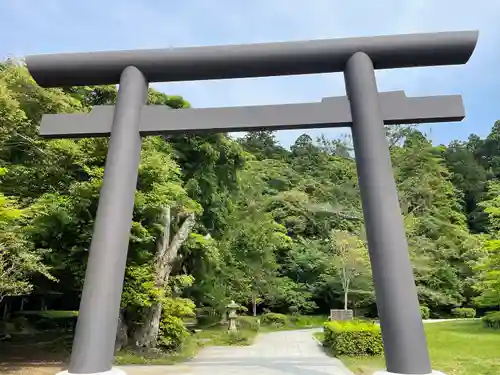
[[26, 30, 478, 375], [40, 91, 465, 138]]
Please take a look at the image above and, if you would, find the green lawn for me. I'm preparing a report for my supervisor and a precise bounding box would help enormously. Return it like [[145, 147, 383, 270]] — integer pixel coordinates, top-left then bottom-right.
[[318, 320, 500, 375], [260, 315, 328, 332]]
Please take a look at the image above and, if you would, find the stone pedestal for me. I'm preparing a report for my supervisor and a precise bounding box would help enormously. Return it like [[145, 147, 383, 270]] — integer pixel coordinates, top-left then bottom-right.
[[226, 300, 239, 332], [329, 309, 353, 321]]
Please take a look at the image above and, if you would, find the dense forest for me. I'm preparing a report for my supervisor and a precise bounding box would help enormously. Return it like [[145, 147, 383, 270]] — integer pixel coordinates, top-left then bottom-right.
[[1, 60, 500, 350]]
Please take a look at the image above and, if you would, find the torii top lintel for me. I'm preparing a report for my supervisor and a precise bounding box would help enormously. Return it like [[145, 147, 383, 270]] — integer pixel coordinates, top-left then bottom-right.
[[26, 30, 478, 88]]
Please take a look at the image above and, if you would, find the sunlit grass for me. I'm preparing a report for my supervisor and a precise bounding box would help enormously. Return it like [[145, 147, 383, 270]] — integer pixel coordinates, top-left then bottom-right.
[[318, 320, 500, 375]]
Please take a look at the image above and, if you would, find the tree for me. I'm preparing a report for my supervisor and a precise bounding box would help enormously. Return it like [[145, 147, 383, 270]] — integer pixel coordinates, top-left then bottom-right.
[[4, 58, 500, 345], [479, 181, 500, 232], [0, 167, 54, 304], [392, 130, 479, 309], [329, 230, 371, 310], [238, 131, 289, 161], [473, 181, 500, 309], [472, 240, 500, 309], [442, 140, 490, 233], [217, 163, 292, 315], [132, 206, 196, 348]]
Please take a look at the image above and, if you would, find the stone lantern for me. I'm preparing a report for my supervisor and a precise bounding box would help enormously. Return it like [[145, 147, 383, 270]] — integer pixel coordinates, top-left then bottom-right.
[[226, 300, 239, 332]]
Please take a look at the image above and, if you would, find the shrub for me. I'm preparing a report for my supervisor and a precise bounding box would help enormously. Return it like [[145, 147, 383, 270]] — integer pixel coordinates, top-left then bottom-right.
[[195, 307, 222, 328], [288, 305, 299, 315], [224, 330, 253, 345], [451, 307, 476, 319], [10, 316, 30, 332], [292, 315, 327, 328], [482, 311, 500, 329], [14, 310, 78, 332], [237, 316, 260, 331], [420, 306, 430, 319], [261, 313, 289, 327], [323, 321, 383, 356], [158, 297, 195, 350], [0, 321, 15, 334], [158, 315, 189, 350]]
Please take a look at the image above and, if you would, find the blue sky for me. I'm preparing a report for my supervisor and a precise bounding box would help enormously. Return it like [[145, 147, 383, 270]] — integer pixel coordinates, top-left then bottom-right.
[[1, 0, 498, 148]]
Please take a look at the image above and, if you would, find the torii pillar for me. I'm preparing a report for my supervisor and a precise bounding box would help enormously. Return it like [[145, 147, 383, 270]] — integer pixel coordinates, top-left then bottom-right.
[[26, 30, 478, 375]]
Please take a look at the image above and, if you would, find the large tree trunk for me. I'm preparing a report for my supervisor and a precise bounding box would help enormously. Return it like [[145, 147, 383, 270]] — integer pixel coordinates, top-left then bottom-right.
[[132, 302, 162, 349], [115, 310, 129, 352], [133, 207, 195, 349]]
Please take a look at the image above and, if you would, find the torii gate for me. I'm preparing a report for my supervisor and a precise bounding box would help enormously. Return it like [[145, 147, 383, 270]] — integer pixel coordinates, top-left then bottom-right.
[[26, 30, 478, 375]]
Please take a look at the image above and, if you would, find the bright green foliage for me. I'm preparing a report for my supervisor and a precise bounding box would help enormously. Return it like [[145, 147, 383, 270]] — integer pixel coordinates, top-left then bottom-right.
[[482, 311, 500, 329], [451, 308, 476, 318], [472, 240, 500, 309], [420, 306, 430, 319], [471, 181, 500, 310], [158, 315, 189, 350], [261, 313, 289, 327], [0, 167, 54, 302], [480, 181, 500, 232], [323, 320, 383, 356], [157, 297, 195, 350], [266, 276, 317, 314], [289, 315, 327, 328], [340, 321, 500, 375]]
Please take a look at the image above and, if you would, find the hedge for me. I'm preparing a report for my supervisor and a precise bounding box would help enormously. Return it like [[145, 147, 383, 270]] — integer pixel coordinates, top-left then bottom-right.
[[195, 307, 222, 328], [13, 310, 78, 331], [482, 311, 500, 329], [451, 307, 476, 319], [237, 316, 260, 331], [420, 306, 430, 319], [323, 320, 383, 356], [16, 310, 78, 319], [261, 313, 289, 327]]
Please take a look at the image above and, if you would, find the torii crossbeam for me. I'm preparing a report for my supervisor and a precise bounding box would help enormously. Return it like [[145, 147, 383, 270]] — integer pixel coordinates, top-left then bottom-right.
[[26, 30, 478, 375], [39, 91, 464, 138]]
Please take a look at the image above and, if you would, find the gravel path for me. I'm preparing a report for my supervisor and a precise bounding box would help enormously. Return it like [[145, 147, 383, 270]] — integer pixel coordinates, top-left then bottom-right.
[[118, 328, 354, 375]]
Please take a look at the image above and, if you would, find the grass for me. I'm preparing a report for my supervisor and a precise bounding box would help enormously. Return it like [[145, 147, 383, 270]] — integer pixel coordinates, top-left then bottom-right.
[[193, 328, 258, 346], [259, 314, 328, 332], [317, 320, 500, 375]]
